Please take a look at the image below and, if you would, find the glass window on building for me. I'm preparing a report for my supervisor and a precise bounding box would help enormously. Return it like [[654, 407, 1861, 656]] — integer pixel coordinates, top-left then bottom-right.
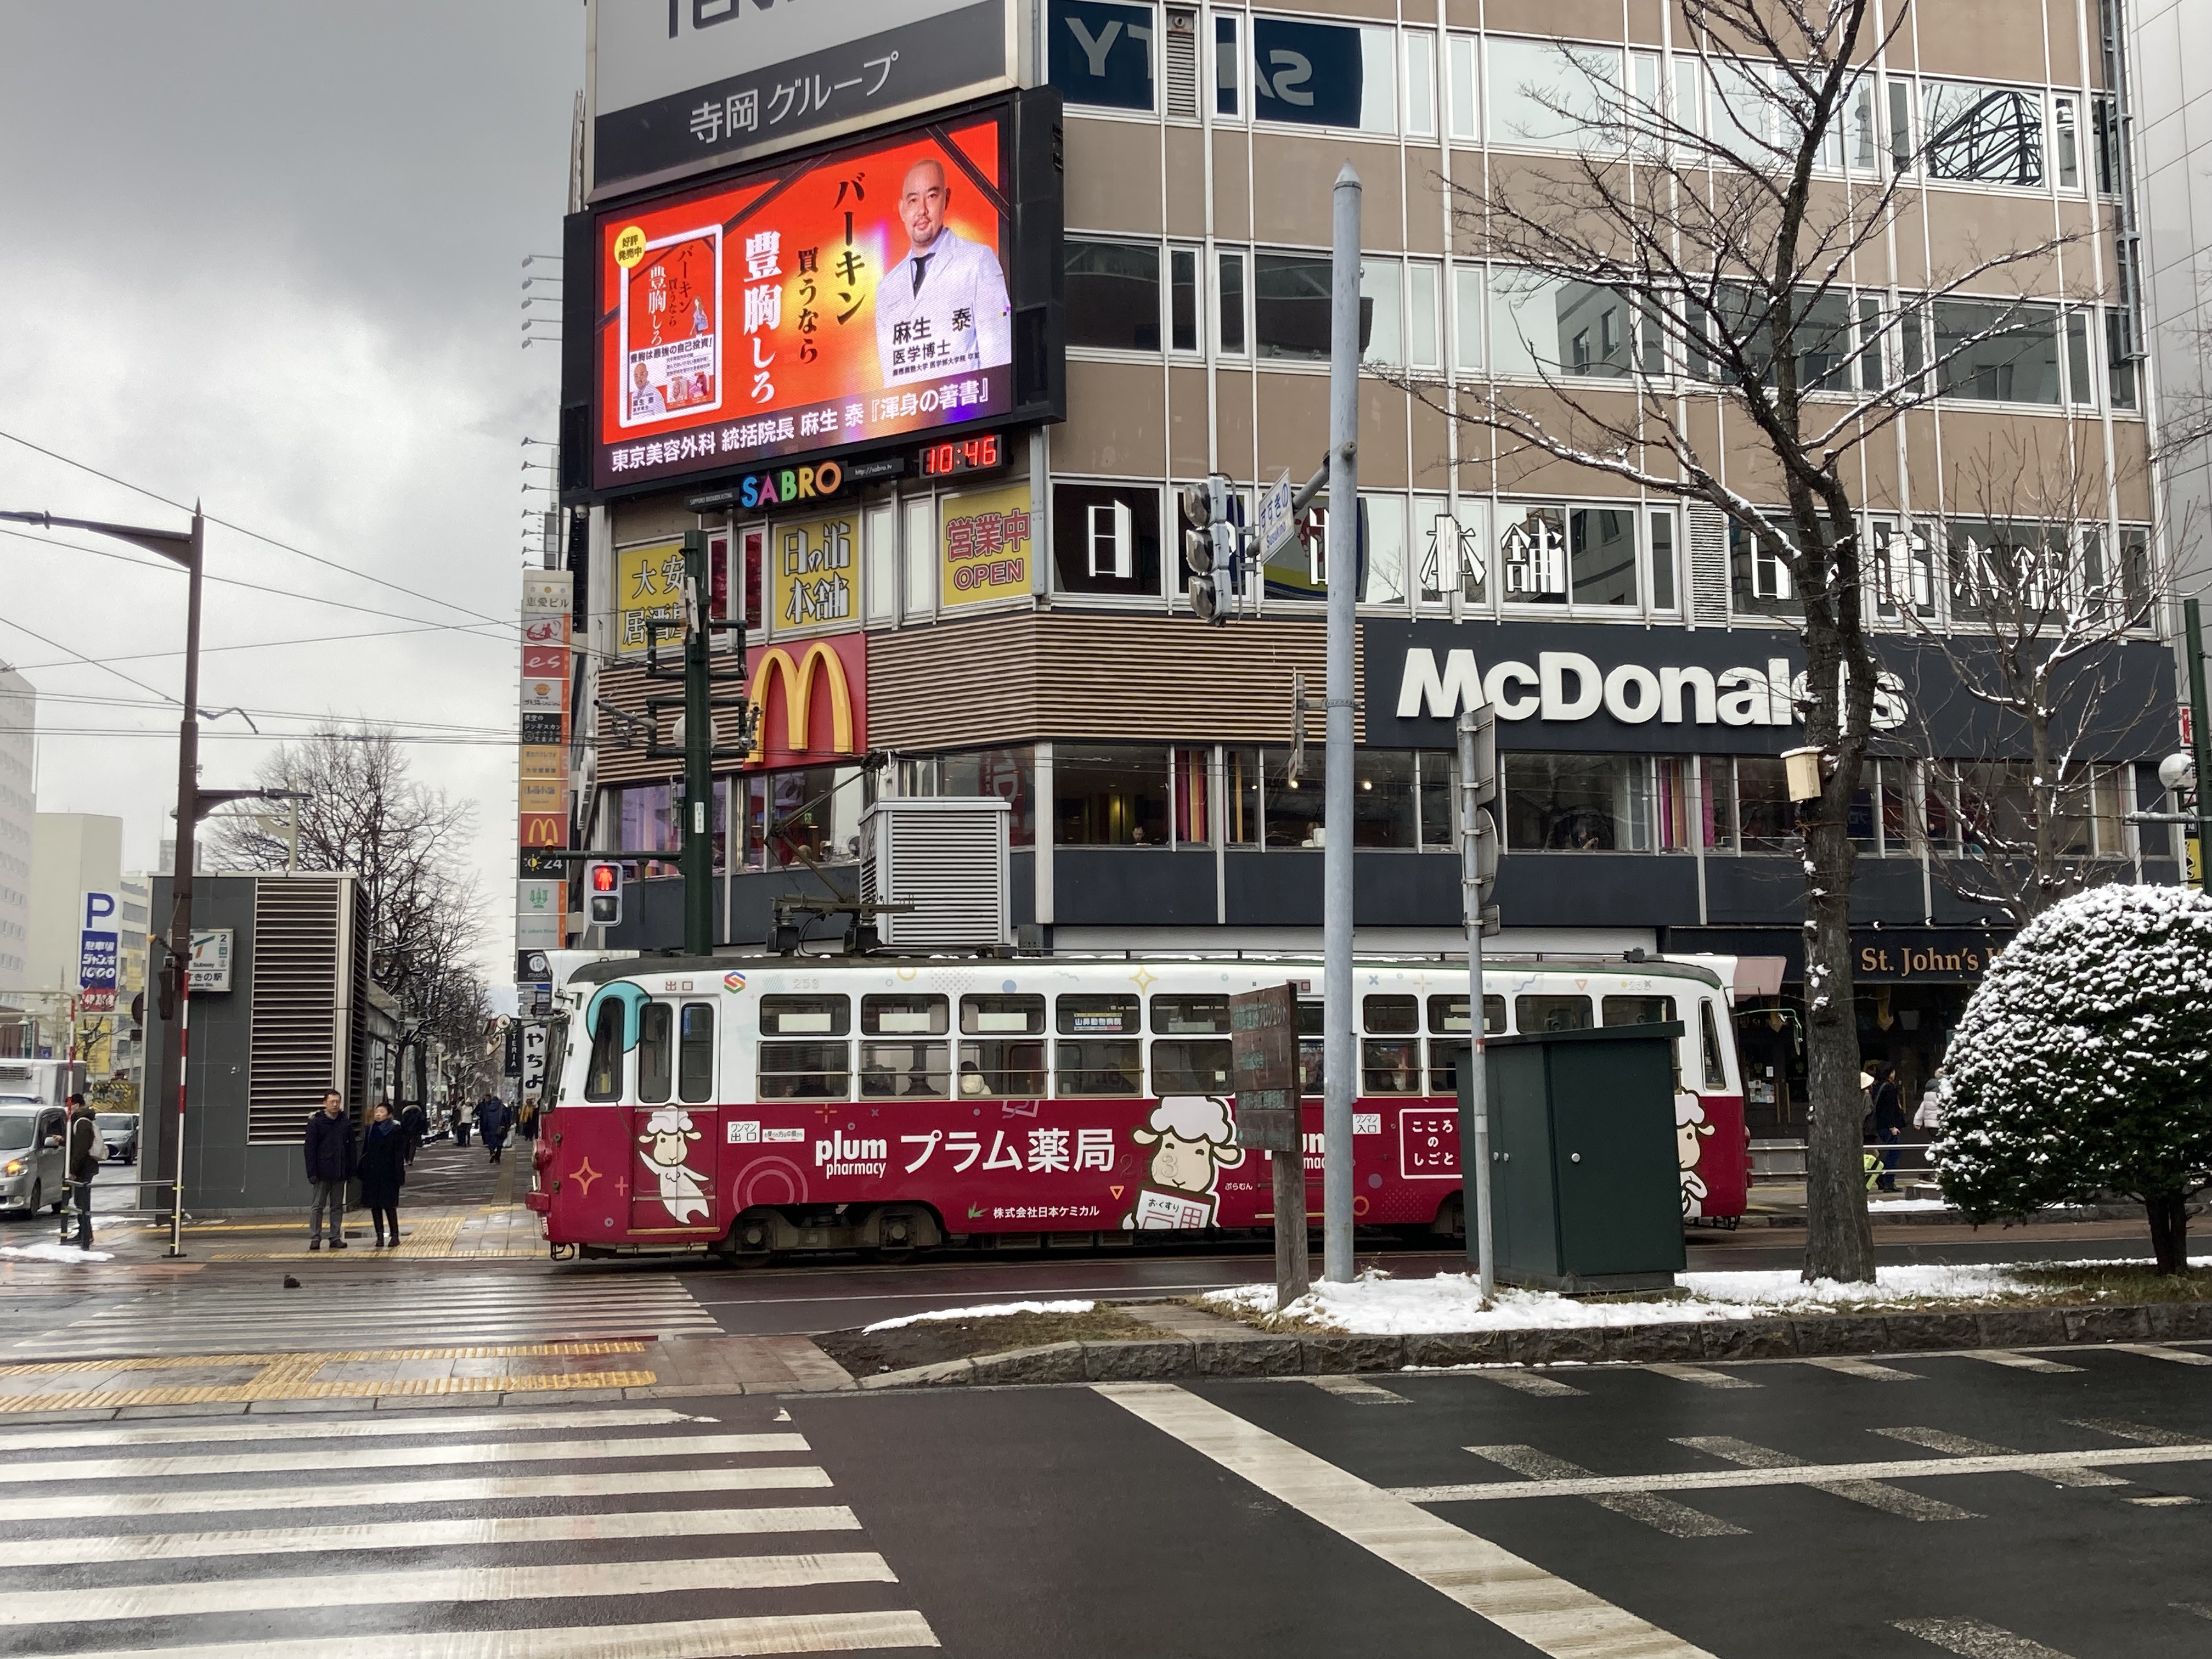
[[1734, 755, 1795, 853], [1066, 239, 1161, 351], [1361, 258, 1403, 364], [1933, 300, 2061, 404], [1255, 253, 1333, 363], [1418, 750, 1453, 848], [1569, 505, 1638, 606], [901, 496, 935, 618], [618, 780, 729, 877], [1491, 270, 1659, 380], [1263, 746, 1327, 848], [1504, 753, 1654, 851], [1053, 482, 1161, 598], [1250, 17, 1397, 133], [1955, 760, 2128, 859], [1921, 80, 2046, 186], [1226, 744, 1262, 845], [1172, 747, 1210, 846], [1353, 749, 1418, 848], [1419, 499, 1483, 608], [906, 747, 1036, 847], [1055, 744, 1171, 845], [749, 766, 864, 868], [1214, 13, 1240, 116], [1728, 517, 1799, 617], [1487, 36, 1620, 147], [1048, 0, 1155, 112]]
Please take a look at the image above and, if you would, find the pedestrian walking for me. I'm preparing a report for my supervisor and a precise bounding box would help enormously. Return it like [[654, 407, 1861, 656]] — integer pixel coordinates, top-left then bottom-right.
[[453, 1098, 471, 1148], [476, 1093, 511, 1164], [516, 1096, 540, 1148], [357, 1102, 407, 1248], [399, 1100, 426, 1166], [63, 1094, 99, 1249], [1870, 1062, 1908, 1192], [303, 1090, 354, 1250]]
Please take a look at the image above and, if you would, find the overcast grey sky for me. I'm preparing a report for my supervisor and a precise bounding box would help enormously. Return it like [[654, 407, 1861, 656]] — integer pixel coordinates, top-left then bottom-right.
[[0, 2, 584, 988]]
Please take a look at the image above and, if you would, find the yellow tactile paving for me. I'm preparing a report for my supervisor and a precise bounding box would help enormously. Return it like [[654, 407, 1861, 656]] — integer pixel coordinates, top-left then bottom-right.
[[0, 1369, 656, 1413], [0, 1341, 645, 1379], [201, 1203, 538, 1261]]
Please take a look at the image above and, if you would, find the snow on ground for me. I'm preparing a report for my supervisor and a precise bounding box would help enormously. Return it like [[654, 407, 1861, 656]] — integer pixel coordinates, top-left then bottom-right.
[[0, 1242, 114, 1262], [864, 1299, 1096, 1333], [1203, 1263, 2061, 1335]]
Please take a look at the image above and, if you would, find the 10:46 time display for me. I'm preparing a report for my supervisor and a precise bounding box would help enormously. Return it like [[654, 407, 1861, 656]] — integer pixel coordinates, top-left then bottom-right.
[[919, 433, 1004, 477]]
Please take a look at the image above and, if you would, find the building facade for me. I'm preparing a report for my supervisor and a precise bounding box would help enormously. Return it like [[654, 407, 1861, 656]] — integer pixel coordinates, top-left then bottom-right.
[[23, 812, 122, 1068], [562, 0, 2182, 1130], [0, 663, 33, 1052]]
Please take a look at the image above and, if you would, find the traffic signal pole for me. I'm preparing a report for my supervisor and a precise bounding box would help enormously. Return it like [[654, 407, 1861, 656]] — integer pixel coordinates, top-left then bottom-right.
[[1458, 706, 1498, 1300], [1322, 162, 1362, 1285], [2188, 598, 2212, 896]]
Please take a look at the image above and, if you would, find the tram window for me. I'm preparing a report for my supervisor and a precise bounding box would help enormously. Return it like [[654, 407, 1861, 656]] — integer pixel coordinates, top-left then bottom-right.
[[1430, 1040, 1468, 1092], [1152, 1037, 1233, 1092], [758, 1041, 850, 1099], [637, 1003, 674, 1103], [862, 994, 949, 1035], [1602, 995, 1675, 1027], [585, 1000, 624, 1101], [1427, 994, 1506, 1036], [962, 994, 1045, 1034], [1516, 994, 1593, 1032], [959, 1038, 1047, 1096], [1058, 994, 1140, 1034], [1699, 1000, 1730, 1090], [1363, 995, 1419, 1034], [860, 1040, 949, 1098], [678, 1003, 715, 1103], [760, 994, 851, 1036], [1057, 1037, 1144, 1096], [1150, 996, 1231, 1034], [1362, 1038, 1424, 1093]]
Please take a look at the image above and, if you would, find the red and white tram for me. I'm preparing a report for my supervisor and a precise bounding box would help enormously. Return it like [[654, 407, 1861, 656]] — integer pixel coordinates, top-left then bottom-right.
[[526, 953, 1749, 1261]]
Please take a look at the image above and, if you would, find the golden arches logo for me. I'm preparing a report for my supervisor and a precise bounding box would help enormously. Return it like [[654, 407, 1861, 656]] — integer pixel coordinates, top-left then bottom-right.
[[746, 641, 856, 763]]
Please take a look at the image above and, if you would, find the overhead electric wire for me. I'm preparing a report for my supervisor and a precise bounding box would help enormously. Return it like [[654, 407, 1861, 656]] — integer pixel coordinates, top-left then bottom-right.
[[0, 608, 186, 710], [5, 620, 496, 673], [0, 686, 514, 737], [0, 427, 524, 634]]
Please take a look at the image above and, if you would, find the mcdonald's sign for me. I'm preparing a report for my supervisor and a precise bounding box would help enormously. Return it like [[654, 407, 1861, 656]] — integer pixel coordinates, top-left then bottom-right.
[[519, 811, 567, 849], [744, 632, 867, 768]]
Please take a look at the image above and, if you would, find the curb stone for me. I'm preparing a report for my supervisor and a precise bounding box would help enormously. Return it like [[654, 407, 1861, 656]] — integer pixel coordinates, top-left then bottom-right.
[[848, 1299, 2212, 1388]]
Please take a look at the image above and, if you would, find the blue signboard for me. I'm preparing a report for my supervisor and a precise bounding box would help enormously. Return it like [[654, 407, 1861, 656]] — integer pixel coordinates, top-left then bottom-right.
[[1049, 0, 1155, 112], [1251, 16, 1364, 129]]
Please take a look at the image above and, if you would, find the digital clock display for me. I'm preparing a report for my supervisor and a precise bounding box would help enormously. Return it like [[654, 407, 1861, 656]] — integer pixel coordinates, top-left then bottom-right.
[[920, 433, 1004, 477]]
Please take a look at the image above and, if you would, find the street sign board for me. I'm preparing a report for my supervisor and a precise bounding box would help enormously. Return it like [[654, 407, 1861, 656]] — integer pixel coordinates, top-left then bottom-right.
[[1230, 982, 1301, 1153], [78, 890, 119, 1012], [189, 929, 233, 992], [520, 1022, 549, 1101], [1256, 470, 1295, 560]]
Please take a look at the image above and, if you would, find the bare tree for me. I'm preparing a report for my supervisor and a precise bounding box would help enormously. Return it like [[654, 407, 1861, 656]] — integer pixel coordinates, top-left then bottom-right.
[[1385, 0, 2080, 1279], [208, 725, 489, 1088]]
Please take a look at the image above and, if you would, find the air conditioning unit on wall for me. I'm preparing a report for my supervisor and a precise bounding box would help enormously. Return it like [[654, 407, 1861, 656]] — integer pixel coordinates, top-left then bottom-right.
[[859, 797, 1011, 951]]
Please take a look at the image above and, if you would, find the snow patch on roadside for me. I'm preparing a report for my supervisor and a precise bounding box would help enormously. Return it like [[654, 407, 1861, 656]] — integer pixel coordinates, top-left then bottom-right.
[[864, 1299, 1096, 1333], [0, 1242, 114, 1262]]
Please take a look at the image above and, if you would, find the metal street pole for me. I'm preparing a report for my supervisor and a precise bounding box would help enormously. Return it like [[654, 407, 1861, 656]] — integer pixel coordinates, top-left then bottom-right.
[[1457, 710, 1495, 1300], [1322, 162, 1362, 1284], [682, 530, 715, 954], [2188, 597, 2212, 895]]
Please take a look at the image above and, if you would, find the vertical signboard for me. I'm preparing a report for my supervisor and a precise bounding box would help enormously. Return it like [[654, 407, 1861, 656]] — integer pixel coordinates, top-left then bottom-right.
[[1229, 980, 1309, 1306], [939, 482, 1034, 607], [77, 890, 119, 1014], [519, 573, 573, 899]]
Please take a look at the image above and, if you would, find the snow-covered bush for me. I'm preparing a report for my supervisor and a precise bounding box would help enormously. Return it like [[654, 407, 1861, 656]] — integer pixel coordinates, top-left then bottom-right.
[[1936, 883, 2212, 1272]]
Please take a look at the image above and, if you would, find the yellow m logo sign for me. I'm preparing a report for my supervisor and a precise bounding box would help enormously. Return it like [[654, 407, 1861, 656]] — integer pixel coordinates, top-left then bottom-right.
[[747, 641, 856, 763]]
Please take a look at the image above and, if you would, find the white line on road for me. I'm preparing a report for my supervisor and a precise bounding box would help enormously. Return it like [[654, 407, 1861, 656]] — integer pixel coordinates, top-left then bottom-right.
[[1674, 1436, 1976, 1520], [1961, 1350, 2082, 1374], [1867, 1427, 2127, 1489], [0, 1552, 899, 1627], [2067, 1418, 2204, 1446], [8, 1610, 939, 1659], [1303, 1375, 1409, 1403], [1472, 1369, 1587, 1397], [1799, 1356, 1923, 1381], [2126, 1494, 2199, 1506], [0, 1464, 833, 1522], [1099, 1383, 1717, 1659], [1893, 1616, 2076, 1657], [1644, 1364, 1759, 1390], [1465, 1445, 1746, 1538], [0, 1506, 862, 1567], [0, 1408, 712, 1454], [2111, 1344, 2212, 1367], [0, 1430, 807, 1485]]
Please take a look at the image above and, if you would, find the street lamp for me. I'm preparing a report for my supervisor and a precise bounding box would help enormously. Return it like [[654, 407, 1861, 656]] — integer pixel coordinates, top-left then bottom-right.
[[0, 505, 202, 1256]]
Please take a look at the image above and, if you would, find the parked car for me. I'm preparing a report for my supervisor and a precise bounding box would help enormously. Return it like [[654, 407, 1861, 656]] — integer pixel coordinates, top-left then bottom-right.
[[96, 1111, 139, 1165], [0, 1104, 67, 1216]]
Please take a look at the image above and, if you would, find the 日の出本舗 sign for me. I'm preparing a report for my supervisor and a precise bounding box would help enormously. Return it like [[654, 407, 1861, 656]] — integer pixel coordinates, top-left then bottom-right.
[[1362, 619, 2177, 760]]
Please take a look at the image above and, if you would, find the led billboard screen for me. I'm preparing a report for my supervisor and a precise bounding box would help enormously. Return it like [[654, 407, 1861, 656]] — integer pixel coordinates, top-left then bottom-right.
[[586, 97, 1059, 496]]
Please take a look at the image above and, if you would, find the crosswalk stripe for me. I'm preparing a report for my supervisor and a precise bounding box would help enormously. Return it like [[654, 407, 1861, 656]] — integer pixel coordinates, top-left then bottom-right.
[[0, 1407, 708, 1453], [0, 1506, 862, 1568], [8, 1609, 940, 1659], [0, 1552, 900, 1626], [2112, 1343, 2212, 1367], [1868, 1427, 2127, 1489], [1867, 1433, 2123, 1495], [1304, 1376, 1409, 1403], [2067, 1418, 2203, 1446], [1674, 1435, 1978, 1521], [1893, 1616, 2076, 1657], [3, 1464, 833, 1522], [3, 1430, 808, 1485], [1474, 1369, 1586, 1397], [1465, 1444, 1746, 1538], [1961, 1350, 2083, 1374], [1644, 1363, 1758, 1389], [1102, 1384, 1716, 1658], [1800, 1356, 1922, 1381]]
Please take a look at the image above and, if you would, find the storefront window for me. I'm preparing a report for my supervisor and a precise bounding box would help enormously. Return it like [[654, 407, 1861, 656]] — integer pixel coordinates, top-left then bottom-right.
[[617, 780, 729, 877], [1172, 748, 1210, 845], [1264, 746, 1326, 848], [1226, 746, 1262, 845], [902, 747, 1036, 847], [749, 766, 864, 868], [1503, 753, 1652, 851], [1734, 756, 1795, 853], [1353, 750, 1418, 848], [1055, 744, 1170, 845], [1418, 751, 1453, 848]]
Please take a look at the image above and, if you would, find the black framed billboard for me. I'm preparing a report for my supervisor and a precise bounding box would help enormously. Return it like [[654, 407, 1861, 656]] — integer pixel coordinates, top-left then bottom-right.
[[566, 89, 1064, 503]]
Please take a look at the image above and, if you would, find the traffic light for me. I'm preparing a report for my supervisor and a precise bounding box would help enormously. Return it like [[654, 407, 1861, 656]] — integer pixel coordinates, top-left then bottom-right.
[[1180, 475, 1243, 625], [1459, 703, 1501, 936], [584, 859, 624, 927]]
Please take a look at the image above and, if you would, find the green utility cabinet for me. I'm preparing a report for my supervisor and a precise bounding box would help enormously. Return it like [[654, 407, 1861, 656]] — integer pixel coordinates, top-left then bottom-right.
[[1460, 1023, 1687, 1293]]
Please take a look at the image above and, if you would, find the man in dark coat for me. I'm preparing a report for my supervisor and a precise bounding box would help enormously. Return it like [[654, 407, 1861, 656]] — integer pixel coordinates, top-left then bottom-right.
[[398, 1101, 427, 1165], [1869, 1062, 1909, 1193], [303, 1090, 355, 1250], [64, 1094, 100, 1249], [475, 1094, 511, 1164]]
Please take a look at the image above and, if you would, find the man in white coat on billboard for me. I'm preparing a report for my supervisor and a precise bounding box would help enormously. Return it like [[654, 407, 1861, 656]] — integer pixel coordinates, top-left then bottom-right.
[[875, 156, 1012, 388]]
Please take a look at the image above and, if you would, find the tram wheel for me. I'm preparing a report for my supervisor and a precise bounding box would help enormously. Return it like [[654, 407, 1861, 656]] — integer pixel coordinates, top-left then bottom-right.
[[718, 1211, 776, 1268]]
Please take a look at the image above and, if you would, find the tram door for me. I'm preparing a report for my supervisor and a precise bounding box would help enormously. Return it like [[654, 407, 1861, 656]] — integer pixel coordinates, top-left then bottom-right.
[[628, 1000, 722, 1235]]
